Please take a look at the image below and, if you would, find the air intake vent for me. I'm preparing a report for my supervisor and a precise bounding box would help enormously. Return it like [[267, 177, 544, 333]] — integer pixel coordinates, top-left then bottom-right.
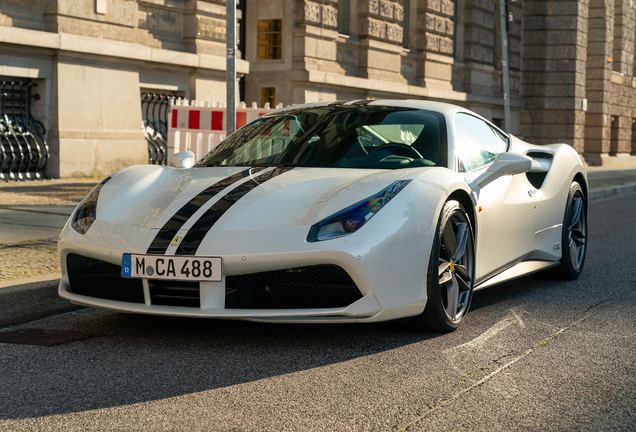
[[225, 265, 363, 309], [66, 254, 144, 303], [149, 280, 200, 307], [526, 152, 553, 189]]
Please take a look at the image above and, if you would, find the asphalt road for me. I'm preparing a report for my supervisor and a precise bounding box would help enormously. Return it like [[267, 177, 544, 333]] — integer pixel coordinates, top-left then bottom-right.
[[0, 205, 75, 243], [0, 194, 635, 431]]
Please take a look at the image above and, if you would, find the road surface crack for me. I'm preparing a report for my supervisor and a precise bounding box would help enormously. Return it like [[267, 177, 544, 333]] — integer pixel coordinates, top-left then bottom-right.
[[395, 311, 597, 431]]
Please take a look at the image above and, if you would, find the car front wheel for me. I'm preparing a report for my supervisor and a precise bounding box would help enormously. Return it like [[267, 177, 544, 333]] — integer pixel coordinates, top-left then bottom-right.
[[407, 200, 475, 332]]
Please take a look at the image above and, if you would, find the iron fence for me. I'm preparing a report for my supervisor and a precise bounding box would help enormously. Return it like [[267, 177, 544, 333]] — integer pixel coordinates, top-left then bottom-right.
[[141, 93, 183, 165], [0, 81, 49, 181]]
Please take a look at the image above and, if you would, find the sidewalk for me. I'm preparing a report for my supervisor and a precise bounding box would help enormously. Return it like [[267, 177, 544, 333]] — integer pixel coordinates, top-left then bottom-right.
[[0, 168, 635, 326], [0, 179, 100, 326], [586, 167, 636, 199], [0, 179, 99, 284], [0, 178, 101, 206]]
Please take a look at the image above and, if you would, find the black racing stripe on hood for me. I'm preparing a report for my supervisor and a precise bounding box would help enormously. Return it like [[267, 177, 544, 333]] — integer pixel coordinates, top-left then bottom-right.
[[175, 166, 294, 256], [146, 167, 266, 254]]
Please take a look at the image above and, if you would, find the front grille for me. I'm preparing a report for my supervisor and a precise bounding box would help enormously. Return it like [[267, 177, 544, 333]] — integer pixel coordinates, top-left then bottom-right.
[[225, 265, 362, 309], [67, 254, 145, 304], [149, 280, 200, 307]]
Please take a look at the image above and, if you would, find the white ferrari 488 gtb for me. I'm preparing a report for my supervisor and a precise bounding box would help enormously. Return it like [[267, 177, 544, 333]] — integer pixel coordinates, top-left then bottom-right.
[[58, 100, 588, 332]]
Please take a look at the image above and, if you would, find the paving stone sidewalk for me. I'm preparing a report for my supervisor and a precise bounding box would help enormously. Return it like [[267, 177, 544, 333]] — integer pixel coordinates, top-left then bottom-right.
[[0, 179, 99, 284], [0, 239, 60, 283], [0, 178, 100, 206]]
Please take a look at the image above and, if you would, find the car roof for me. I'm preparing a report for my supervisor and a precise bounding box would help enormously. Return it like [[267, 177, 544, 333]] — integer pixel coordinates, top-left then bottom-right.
[[274, 99, 465, 116]]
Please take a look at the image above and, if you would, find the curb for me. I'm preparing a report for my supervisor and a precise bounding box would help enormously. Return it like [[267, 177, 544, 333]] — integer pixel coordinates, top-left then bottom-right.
[[1, 181, 635, 327], [0, 276, 81, 328], [588, 182, 636, 201]]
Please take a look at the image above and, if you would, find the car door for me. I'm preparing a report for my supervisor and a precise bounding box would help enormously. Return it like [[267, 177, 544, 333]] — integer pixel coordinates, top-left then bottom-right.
[[453, 113, 542, 282]]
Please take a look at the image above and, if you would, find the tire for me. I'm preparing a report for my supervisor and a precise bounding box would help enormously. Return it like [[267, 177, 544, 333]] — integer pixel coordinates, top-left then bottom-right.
[[540, 181, 587, 280], [406, 200, 476, 332]]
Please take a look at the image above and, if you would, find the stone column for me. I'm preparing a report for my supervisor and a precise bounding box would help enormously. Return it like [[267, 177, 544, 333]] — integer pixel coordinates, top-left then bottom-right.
[[463, 0, 494, 66], [521, 0, 588, 151], [506, 0, 523, 103], [294, 0, 339, 71], [50, 58, 148, 178], [358, 0, 412, 84], [184, 0, 233, 58], [292, 0, 340, 102], [608, 0, 635, 157], [583, 0, 613, 162], [416, 0, 455, 90]]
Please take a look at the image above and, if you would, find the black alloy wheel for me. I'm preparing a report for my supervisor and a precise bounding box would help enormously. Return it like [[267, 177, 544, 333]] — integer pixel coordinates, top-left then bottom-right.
[[407, 200, 475, 332]]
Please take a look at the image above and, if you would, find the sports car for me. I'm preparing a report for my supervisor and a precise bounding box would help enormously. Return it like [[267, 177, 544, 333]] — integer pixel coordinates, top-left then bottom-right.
[[58, 100, 588, 332]]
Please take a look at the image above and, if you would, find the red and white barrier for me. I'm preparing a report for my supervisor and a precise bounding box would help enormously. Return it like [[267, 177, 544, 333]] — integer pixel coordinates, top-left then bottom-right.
[[167, 100, 283, 161]]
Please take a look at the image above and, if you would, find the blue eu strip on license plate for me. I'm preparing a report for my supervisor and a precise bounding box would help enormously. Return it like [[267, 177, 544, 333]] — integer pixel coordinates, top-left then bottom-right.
[[122, 253, 132, 277]]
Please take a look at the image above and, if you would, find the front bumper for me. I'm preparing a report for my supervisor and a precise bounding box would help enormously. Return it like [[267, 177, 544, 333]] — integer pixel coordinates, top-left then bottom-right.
[[59, 250, 390, 323], [58, 247, 425, 323], [58, 206, 430, 323], [59, 286, 384, 324]]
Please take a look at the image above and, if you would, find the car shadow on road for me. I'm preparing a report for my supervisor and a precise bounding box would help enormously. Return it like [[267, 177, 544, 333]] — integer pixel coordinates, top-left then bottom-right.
[[469, 275, 540, 312], [0, 309, 448, 420], [1, 273, 594, 421]]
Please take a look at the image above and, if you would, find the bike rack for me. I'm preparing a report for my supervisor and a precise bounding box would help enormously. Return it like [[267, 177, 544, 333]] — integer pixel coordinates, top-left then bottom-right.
[[141, 93, 181, 165], [0, 81, 49, 181]]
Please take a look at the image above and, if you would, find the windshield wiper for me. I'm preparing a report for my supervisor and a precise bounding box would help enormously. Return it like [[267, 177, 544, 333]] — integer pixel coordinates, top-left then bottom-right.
[[227, 163, 303, 168], [223, 163, 299, 168]]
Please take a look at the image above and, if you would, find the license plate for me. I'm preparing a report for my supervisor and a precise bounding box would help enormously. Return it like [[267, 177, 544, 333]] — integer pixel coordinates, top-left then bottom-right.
[[121, 254, 222, 282]]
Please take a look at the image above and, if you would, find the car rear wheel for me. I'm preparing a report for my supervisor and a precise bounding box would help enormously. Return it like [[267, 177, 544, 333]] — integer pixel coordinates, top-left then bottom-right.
[[540, 181, 587, 280], [407, 200, 475, 332]]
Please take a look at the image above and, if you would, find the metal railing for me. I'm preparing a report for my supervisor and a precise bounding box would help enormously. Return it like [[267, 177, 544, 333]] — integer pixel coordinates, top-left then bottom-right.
[[141, 93, 183, 165], [0, 81, 49, 181]]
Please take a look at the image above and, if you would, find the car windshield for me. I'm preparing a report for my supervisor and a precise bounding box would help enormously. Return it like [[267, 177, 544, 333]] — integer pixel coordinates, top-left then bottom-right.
[[195, 106, 448, 169]]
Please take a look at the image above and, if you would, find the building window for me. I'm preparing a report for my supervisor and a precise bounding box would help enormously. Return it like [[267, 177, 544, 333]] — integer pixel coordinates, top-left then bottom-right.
[[260, 87, 276, 108], [337, 0, 349, 34], [257, 19, 282, 60], [399, 0, 409, 48], [613, 4, 623, 73]]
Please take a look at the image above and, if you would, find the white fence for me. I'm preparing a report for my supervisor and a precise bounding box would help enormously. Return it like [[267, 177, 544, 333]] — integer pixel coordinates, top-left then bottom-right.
[[167, 100, 283, 161]]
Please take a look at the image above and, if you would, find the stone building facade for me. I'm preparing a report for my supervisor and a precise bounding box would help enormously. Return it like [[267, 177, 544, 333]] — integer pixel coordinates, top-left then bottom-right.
[[521, 0, 636, 166], [1, 0, 635, 178], [0, 0, 247, 177]]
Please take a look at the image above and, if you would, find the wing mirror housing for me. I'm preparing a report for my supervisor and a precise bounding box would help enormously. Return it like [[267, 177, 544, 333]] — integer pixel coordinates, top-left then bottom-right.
[[169, 151, 196, 168], [473, 152, 532, 189]]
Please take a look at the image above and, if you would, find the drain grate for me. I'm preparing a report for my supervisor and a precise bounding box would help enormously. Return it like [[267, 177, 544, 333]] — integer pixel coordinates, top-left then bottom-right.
[[0, 328, 105, 347]]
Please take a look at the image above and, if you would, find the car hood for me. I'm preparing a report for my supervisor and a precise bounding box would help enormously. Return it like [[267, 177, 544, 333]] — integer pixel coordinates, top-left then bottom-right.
[[95, 165, 418, 231]]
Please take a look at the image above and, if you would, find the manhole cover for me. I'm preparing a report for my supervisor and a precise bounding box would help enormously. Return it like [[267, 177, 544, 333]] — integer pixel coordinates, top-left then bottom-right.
[[0, 328, 105, 347]]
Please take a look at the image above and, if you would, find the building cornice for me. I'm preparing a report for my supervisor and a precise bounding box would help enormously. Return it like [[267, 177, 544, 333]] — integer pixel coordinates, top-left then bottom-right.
[[305, 70, 524, 108], [0, 26, 249, 74]]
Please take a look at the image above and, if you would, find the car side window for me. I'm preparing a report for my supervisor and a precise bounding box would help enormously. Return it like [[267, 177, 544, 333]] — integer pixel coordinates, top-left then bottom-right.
[[454, 113, 508, 172]]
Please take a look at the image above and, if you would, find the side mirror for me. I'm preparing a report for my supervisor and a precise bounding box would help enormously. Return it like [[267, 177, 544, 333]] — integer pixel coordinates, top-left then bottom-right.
[[169, 151, 196, 168], [473, 152, 532, 189]]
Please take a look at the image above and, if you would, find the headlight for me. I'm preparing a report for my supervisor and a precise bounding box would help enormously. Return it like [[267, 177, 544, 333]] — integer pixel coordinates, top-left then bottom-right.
[[307, 180, 411, 242], [71, 176, 111, 234]]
